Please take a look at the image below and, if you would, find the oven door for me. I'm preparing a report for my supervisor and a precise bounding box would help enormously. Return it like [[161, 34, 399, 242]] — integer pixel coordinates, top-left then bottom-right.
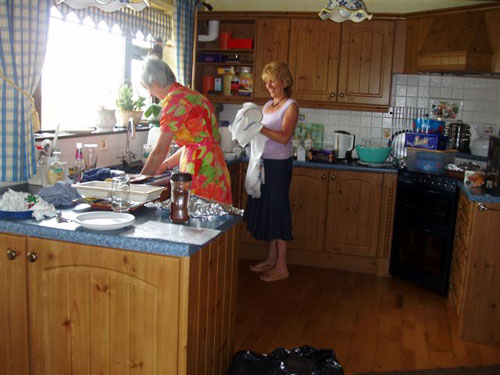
[[390, 180, 458, 295]]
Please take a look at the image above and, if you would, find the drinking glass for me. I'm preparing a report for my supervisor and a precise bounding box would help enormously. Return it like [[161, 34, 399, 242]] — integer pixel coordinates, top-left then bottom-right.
[[83, 144, 99, 170], [111, 174, 130, 212]]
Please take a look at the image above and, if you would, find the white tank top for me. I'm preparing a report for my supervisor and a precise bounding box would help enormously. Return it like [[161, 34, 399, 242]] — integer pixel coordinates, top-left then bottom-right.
[[261, 98, 296, 159]]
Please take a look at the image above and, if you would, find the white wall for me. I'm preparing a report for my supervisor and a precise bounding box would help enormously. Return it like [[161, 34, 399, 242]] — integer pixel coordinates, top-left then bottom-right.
[[219, 74, 500, 146]]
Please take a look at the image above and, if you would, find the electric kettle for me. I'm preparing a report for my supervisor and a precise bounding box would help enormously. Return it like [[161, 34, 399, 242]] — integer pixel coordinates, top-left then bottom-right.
[[333, 131, 355, 159]]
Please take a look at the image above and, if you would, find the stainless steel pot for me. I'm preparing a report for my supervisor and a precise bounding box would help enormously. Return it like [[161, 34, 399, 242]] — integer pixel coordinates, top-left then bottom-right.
[[443, 120, 470, 153]]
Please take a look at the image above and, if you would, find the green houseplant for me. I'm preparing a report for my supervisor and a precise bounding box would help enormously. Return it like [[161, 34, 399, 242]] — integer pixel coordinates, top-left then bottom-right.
[[115, 84, 146, 127], [144, 103, 162, 126]]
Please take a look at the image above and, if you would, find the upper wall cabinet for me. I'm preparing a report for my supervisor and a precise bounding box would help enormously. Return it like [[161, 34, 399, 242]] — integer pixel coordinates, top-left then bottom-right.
[[288, 19, 341, 103], [337, 21, 394, 106], [195, 12, 396, 110], [253, 18, 290, 99]]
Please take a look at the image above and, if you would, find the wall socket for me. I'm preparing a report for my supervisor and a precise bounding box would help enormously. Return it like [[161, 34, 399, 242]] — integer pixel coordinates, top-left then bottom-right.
[[100, 138, 107, 150]]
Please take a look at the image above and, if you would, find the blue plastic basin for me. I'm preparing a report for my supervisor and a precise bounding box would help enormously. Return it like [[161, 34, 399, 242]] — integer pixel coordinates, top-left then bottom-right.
[[356, 145, 391, 164]]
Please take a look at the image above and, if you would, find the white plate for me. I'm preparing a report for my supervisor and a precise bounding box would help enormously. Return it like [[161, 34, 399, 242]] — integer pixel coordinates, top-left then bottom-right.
[[74, 212, 135, 231]]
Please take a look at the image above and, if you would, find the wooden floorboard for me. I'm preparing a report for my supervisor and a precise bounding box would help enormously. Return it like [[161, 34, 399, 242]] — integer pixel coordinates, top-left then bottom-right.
[[233, 259, 500, 375]]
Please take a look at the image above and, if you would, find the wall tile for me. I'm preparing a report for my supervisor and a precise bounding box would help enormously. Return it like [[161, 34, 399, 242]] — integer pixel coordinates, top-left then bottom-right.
[[442, 77, 453, 88], [430, 76, 442, 87], [440, 88, 452, 98], [408, 75, 419, 86], [407, 86, 418, 97], [419, 76, 430, 86], [396, 85, 407, 96], [418, 86, 429, 98]]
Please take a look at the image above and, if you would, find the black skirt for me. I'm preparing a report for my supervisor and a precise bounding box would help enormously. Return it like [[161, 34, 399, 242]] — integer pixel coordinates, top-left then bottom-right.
[[243, 158, 293, 241]]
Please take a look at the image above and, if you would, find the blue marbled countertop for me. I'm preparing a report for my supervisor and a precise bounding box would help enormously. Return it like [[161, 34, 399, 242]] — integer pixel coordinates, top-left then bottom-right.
[[0, 204, 241, 257], [225, 155, 398, 174], [458, 182, 500, 204]]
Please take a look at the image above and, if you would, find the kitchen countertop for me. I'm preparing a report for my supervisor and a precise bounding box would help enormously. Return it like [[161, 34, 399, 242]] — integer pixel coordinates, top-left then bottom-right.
[[458, 182, 500, 204], [0, 203, 241, 257], [224, 155, 398, 174]]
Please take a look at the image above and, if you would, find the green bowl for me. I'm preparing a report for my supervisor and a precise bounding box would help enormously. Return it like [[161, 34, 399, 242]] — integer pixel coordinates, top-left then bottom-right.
[[355, 145, 391, 164]]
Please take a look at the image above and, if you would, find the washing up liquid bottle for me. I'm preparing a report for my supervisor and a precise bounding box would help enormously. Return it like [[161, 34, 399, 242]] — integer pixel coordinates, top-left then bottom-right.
[[73, 142, 85, 183], [47, 151, 65, 185]]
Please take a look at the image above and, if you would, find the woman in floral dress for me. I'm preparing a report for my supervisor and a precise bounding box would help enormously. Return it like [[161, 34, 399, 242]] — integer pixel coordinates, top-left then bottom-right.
[[140, 55, 232, 205]]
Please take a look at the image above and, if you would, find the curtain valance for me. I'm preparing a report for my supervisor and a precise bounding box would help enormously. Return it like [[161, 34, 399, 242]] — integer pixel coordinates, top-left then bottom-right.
[[53, 2, 172, 43]]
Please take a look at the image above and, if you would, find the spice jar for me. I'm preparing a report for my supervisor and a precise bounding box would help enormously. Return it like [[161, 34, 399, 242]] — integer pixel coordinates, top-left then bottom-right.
[[170, 172, 192, 223]]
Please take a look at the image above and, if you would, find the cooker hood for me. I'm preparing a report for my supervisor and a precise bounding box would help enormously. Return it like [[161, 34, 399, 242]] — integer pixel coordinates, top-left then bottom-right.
[[417, 12, 492, 72]]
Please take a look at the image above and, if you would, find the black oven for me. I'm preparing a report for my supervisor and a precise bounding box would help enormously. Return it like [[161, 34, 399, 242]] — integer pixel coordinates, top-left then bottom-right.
[[390, 170, 459, 295]]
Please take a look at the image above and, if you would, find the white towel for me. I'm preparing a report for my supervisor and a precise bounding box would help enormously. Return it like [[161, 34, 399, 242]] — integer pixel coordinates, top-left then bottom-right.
[[230, 103, 266, 198]]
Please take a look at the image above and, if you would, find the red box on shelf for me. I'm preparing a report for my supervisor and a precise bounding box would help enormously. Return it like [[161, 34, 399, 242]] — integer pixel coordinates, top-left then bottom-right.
[[227, 38, 253, 49]]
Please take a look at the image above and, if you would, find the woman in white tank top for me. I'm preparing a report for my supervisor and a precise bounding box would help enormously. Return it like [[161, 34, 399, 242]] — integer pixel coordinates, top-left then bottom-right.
[[243, 62, 299, 282]]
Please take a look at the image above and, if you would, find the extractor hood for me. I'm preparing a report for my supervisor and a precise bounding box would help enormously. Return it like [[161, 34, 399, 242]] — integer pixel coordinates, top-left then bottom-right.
[[417, 12, 493, 72]]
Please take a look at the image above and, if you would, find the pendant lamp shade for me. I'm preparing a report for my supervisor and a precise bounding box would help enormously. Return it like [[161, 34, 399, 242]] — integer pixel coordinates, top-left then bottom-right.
[[318, 0, 372, 23]]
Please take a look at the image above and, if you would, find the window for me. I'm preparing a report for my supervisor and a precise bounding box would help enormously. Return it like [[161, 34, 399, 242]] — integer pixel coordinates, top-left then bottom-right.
[[41, 7, 159, 131]]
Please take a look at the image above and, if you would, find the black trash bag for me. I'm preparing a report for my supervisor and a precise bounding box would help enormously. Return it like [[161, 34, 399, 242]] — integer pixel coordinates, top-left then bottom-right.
[[227, 345, 343, 375]]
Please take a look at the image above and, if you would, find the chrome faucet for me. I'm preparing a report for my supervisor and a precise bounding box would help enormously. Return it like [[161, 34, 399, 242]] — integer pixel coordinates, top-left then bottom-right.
[[118, 117, 136, 168]]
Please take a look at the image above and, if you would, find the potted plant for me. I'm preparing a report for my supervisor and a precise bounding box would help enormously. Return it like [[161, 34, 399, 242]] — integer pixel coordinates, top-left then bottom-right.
[[144, 103, 162, 126], [115, 84, 146, 127]]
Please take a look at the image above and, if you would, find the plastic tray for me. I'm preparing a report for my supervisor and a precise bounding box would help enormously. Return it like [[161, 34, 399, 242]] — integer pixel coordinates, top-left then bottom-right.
[[406, 148, 456, 175], [72, 181, 165, 202]]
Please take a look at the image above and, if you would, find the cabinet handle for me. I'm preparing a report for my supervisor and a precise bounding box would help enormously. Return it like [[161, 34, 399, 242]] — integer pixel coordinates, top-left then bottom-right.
[[321, 174, 326, 180], [331, 175, 336, 180], [329, 92, 336, 98], [339, 93, 345, 98], [27, 252, 38, 263], [455, 232, 461, 238], [478, 203, 500, 212], [6, 249, 18, 260]]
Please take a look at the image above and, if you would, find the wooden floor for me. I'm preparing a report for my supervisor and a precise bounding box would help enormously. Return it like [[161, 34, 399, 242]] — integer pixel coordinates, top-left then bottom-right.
[[234, 259, 500, 375]]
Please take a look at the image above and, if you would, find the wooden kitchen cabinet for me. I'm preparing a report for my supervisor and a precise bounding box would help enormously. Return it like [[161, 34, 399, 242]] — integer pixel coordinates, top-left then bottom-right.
[[0, 233, 29, 375], [253, 18, 290, 99], [325, 170, 383, 257], [194, 12, 395, 109], [449, 193, 500, 346], [239, 166, 396, 276], [1, 228, 239, 375], [288, 18, 341, 103], [337, 21, 394, 106]]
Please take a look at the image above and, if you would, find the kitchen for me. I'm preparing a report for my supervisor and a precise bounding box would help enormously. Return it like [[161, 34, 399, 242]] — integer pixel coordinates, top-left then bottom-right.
[[2, 0, 500, 374]]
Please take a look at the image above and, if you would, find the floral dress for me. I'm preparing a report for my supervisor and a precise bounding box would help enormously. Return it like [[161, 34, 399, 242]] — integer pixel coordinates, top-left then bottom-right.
[[159, 83, 232, 205]]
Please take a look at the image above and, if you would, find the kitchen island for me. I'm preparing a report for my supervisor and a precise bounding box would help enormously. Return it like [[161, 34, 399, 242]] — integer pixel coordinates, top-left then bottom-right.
[[0, 203, 241, 375]]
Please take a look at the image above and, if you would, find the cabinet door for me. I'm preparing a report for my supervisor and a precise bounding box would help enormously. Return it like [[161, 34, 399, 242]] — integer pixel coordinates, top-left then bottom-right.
[[253, 18, 290, 99], [288, 18, 341, 102], [289, 168, 328, 252], [27, 238, 183, 375], [337, 21, 394, 106], [0, 233, 29, 375], [325, 170, 383, 257]]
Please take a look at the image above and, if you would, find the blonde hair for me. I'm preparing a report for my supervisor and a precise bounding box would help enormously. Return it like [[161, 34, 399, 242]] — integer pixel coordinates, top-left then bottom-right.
[[261, 62, 293, 96]]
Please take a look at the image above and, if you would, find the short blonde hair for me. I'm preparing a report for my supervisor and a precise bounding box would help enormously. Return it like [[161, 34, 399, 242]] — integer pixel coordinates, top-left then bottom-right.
[[261, 62, 293, 96]]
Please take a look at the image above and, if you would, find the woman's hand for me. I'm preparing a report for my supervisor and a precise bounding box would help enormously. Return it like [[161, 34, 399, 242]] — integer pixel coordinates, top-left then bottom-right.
[[154, 160, 169, 175]]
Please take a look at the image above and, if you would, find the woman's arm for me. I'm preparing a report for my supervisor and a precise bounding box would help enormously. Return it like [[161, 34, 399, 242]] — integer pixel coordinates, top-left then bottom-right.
[[260, 102, 299, 144], [153, 146, 184, 175], [141, 130, 174, 175]]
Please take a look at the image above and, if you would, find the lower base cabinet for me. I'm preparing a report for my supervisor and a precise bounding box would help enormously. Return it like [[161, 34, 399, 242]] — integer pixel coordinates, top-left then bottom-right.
[[239, 167, 397, 276], [449, 193, 500, 346], [1, 227, 239, 375]]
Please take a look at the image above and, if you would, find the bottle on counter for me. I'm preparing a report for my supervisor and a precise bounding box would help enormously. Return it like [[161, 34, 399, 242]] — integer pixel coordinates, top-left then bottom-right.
[[47, 151, 65, 185], [292, 135, 301, 159], [73, 142, 85, 183], [304, 132, 314, 151]]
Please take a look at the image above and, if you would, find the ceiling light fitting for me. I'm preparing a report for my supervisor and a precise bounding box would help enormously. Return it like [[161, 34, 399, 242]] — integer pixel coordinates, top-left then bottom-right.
[[318, 0, 372, 23]]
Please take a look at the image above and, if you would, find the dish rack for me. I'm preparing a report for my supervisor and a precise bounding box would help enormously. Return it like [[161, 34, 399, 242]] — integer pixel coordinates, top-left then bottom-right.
[[390, 107, 428, 160]]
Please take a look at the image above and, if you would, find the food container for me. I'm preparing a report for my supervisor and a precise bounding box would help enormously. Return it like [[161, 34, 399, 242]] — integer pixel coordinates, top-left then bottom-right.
[[227, 38, 253, 49], [405, 132, 448, 150], [238, 67, 253, 96], [306, 149, 335, 164], [197, 53, 222, 63], [413, 119, 445, 134], [406, 148, 456, 175]]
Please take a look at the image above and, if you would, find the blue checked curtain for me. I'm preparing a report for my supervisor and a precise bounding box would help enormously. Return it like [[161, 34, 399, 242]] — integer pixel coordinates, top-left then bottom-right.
[[175, 0, 198, 86], [0, 1, 51, 182]]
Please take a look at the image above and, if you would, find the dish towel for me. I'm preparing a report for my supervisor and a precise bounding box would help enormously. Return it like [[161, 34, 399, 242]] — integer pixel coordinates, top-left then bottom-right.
[[230, 103, 266, 198]]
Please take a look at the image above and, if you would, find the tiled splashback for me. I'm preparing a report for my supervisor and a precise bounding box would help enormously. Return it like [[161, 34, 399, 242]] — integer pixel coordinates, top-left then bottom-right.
[[219, 74, 500, 146]]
